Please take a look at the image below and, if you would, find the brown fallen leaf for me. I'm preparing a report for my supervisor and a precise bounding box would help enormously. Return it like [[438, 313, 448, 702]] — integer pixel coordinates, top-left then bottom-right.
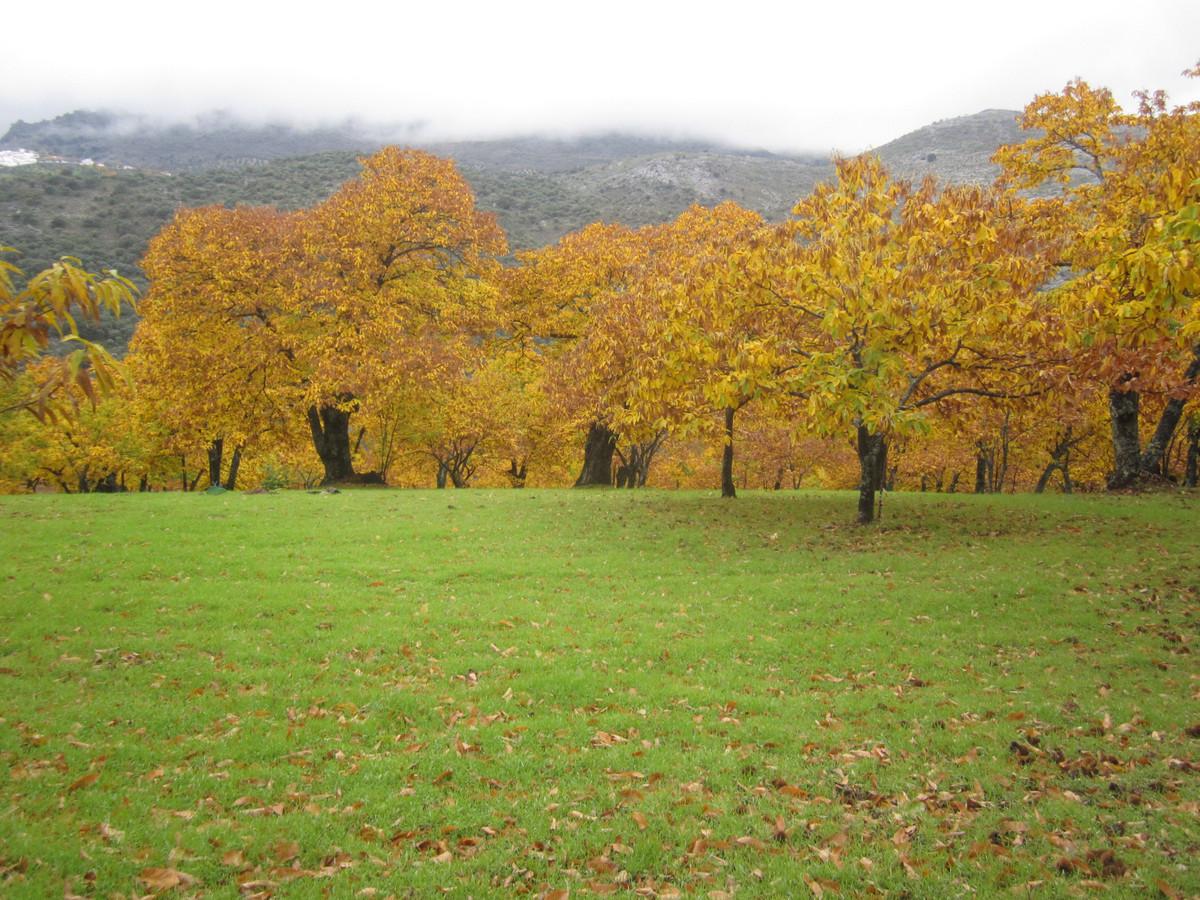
[[68, 772, 99, 792], [631, 811, 648, 831], [221, 849, 246, 867], [139, 867, 198, 891], [271, 840, 300, 863]]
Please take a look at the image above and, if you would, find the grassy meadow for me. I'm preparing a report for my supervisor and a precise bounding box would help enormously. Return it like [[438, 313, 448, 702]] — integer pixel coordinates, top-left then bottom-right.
[[0, 488, 1197, 897]]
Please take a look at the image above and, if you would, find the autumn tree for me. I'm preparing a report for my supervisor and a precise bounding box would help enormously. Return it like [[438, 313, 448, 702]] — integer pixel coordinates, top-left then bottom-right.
[[293, 148, 507, 484], [747, 157, 1056, 522], [132, 206, 304, 490], [643, 203, 780, 497], [995, 66, 1200, 487], [1, 248, 136, 420], [504, 223, 647, 486]]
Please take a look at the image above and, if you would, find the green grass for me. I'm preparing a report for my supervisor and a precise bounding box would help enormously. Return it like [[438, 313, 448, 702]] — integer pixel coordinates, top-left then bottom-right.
[[0, 489, 1197, 897]]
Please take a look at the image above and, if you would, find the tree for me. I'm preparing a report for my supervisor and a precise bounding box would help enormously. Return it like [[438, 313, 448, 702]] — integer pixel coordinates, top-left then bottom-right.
[[614, 203, 776, 497], [504, 223, 647, 486], [748, 157, 1056, 522], [995, 65, 1200, 487], [131, 206, 303, 491], [293, 148, 507, 484], [1, 248, 136, 420]]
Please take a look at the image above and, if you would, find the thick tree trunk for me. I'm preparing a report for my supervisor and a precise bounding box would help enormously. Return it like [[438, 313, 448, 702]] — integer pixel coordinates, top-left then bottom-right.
[[721, 406, 736, 499], [1107, 386, 1141, 489], [947, 471, 960, 494], [856, 425, 886, 524], [207, 438, 224, 488], [308, 403, 356, 484], [575, 422, 618, 487], [225, 445, 243, 491], [508, 459, 527, 488]]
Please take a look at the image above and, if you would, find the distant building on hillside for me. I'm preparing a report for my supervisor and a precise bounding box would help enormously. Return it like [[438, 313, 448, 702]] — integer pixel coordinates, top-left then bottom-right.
[[0, 148, 38, 167]]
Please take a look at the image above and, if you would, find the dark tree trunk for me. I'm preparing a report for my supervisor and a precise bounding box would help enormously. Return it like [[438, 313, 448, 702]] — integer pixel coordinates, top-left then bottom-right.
[[1035, 463, 1058, 494], [436, 463, 448, 488], [947, 471, 960, 494], [575, 422, 618, 487], [1185, 420, 1199, 488], [721, 406, 736, 499], [180, 457, 188, 493], [207, 438, 224, 488], [308, 403, 356, 484], [1140, 347, 1200, 477], [856, 425, 886, 524], [1107, 386, 1141, 489], [508, 459, 527, 488], [1139, 397, 1185, 477], [225, 446, 243, 491], [139, 475, 150, 493], [974, 445, 990, 494]]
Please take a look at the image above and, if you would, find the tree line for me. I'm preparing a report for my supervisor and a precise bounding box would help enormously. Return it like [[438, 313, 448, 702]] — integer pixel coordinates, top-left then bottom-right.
[[1, 70, 1197, 522]]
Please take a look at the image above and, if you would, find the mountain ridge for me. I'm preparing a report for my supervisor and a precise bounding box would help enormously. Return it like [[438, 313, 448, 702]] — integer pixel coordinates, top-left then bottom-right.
[[0, 107, 1031, 352]]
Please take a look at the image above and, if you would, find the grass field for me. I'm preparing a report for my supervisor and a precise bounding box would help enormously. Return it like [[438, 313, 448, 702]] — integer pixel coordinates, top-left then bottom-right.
[[0, 489, 1197, 897]]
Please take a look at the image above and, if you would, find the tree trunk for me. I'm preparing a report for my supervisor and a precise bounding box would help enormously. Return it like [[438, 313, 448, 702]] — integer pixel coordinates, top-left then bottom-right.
[[308, 403, 356, 484], [1185, 420, 1199, 488], [1107, 386, 1141, 489], [947, 471, 960, 494], [974, 445, 990, 494], [856, 425, 886, 524], [1140, 347, 1200, 477], [508, 459, 527, 488], [1035, 463, 1058, 494], [225, 445, 243, 491], [721, 406, 736, 499], [207, 438, 224, 488], [575, 422, 618, 487], [436, 463, 448, 488]]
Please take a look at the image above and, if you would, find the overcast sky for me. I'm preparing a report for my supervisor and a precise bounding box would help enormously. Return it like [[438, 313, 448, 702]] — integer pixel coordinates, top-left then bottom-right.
[[3, 0, 1197, 153]]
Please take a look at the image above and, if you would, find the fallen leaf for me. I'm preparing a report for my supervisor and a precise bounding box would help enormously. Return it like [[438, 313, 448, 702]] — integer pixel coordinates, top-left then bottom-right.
[[68, 773, 99, 792], [138, 867, 198, 891]]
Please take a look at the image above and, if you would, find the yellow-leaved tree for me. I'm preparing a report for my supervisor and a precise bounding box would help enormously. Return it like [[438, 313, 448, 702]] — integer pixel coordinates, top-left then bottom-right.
[[746, 156, 1057, 522], [994, 64, 1200, 486]]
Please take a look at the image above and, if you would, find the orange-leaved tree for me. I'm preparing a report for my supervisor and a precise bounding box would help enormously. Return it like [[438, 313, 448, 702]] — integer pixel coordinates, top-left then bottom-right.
[[131, 206, 304, 490], [294, 148, 507, 484]]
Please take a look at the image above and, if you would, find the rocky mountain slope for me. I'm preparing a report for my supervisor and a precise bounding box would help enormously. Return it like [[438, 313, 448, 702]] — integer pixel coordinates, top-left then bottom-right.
[[0, 108, 1028, 352]]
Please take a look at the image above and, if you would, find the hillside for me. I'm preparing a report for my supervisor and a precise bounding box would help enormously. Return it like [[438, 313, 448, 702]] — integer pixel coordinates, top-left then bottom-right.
[[0, 109, 1027, 352]]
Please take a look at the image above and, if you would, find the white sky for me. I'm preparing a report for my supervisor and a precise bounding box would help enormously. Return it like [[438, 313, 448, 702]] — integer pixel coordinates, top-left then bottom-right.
[[2, 0, 1197, 153]]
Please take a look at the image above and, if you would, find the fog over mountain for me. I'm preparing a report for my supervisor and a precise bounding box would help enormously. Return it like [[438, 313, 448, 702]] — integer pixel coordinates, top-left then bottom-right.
[[3, 0, 1197, 155]]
